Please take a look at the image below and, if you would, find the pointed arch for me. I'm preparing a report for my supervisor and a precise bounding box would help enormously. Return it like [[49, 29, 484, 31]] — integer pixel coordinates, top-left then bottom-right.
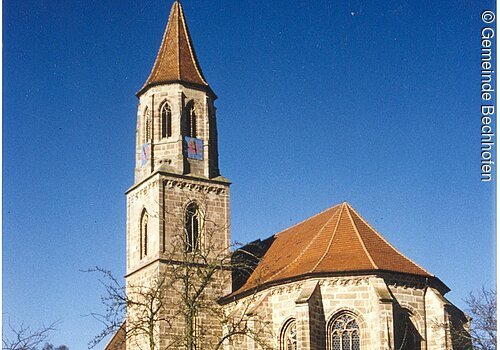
[[143, 107, 151, 143], [394, 307, 422, 350], [185, 100, 197, 138], [140, 209, 149, 259], [327, 311, 361, 350], [185, 201, 201, 253], [160, 101, 172, 138], [280, 318, 297, 350]]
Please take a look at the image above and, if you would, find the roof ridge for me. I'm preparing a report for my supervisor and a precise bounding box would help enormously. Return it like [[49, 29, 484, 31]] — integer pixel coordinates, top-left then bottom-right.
[[265, 205, 342, 283], [345, 203, 433, 276], [178, 2, 207, 85], [149, 4, 176, 84], [176, 2, 181, 80], [273, 204, 341, 238], [345, 203, 378, 269], [309, 203, 345, 273]]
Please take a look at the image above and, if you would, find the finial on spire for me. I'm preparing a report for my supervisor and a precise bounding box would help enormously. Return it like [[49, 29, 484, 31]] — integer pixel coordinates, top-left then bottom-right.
[[138, 0, 209, 96]]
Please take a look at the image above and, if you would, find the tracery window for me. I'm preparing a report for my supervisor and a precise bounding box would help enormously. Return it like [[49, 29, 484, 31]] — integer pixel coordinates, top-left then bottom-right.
[[394, 308, 421, 350], [186, 101, 197, 138], [185, 202, 200, 253], [280, 319, 297, 350], [329, 313, 360, 350], [161, 102, 172, 138], [140, 210, 149, 259]]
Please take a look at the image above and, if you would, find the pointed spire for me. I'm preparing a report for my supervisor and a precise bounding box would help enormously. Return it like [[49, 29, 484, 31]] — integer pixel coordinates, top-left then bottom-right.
[[139, 1, 209, 95]]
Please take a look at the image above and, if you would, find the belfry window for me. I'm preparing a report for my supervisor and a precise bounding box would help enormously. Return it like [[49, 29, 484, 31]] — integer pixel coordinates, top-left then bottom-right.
[[280, 319, 297, 350], [328, 313, 360, 350], [144, 107, 151, 143], [140, 211, 149, 259], [186, 102, 197, 138], [185, 202, 200, 253], [161, 102, 172, 138]]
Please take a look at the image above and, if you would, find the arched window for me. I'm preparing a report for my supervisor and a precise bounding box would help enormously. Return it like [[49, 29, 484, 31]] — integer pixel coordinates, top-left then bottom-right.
[[144, 107, 151, 143], [185, 202, 200, 253], [186, 101, 197, 138], [140, 211, 149, 259], [328, 313, 360, 350], [394, 308, 421, 350], [161, 102, 172, 138], [280, 319, 297, 350]]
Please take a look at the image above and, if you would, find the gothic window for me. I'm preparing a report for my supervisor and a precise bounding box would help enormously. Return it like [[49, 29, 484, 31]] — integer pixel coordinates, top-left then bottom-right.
[[185, 202, 200, 253], [144, 107, 151, 143], [328, 313, 360, 350], [280, 319, 297, 350], [185, 101, 197, 138], [140, 210, 149, 259], [394, 308, 422, 350], [161, 102, 172, 138]]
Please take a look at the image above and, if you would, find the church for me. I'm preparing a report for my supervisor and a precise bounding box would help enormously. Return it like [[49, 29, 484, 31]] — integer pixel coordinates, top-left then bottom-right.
[[105, 2, 468, 349]]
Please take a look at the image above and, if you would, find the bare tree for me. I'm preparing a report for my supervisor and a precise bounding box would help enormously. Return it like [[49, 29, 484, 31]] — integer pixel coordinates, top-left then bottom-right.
[[2, 322, 58, 350], [433, 287, 496, 350], [466, 287, 496, 350], [84, 266, 127, 349], [42, 344, 69, 350], [88, 193, 273, 350]]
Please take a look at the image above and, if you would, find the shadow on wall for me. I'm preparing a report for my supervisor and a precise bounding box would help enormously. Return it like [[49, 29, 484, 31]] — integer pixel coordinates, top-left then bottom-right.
[[230, 236, 276, 292]]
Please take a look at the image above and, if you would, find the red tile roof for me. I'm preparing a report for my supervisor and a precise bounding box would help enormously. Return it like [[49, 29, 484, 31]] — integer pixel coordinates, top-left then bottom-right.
[[139, 1, 208, 95], [104, 322, 126, 350], [232, 202, 432, 297]]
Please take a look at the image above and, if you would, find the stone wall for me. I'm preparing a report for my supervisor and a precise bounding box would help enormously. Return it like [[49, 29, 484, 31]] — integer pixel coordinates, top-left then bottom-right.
[[223, 275, 464, 350], [135, 84, 218, 182], [126, 171, 231, 350], [126, 173, 230, 274]]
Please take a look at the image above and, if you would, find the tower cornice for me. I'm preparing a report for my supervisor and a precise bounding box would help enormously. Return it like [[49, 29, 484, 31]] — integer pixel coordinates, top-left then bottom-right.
[[126, 167, 231, 195], [136, 80, 217, 100]]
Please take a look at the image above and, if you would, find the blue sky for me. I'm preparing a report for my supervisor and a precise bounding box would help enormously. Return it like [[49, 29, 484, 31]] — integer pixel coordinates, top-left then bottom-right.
[[3, 0, 496, 348]]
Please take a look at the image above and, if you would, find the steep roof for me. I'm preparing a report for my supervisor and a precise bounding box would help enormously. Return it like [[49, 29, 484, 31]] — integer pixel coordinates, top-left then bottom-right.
[[139, 1, 209, 95], [103, 322, 126, 350], [230, 202, 432, 298]]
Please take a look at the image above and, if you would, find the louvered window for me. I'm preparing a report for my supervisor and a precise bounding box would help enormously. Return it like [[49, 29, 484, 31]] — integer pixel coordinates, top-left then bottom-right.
[[140, 211, 149, 259], [185, 202, 200, 253], [186, 102, 197, 138], [161, 102, 172, 138], [144, 107, 151, 143]]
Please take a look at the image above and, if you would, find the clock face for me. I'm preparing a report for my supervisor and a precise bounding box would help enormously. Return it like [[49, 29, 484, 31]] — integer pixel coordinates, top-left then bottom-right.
[[184, 136, 203, 160]]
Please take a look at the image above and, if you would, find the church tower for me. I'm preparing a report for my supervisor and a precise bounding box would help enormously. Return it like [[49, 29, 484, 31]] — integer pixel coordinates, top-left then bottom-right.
[[125, 2, 231, 348]]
